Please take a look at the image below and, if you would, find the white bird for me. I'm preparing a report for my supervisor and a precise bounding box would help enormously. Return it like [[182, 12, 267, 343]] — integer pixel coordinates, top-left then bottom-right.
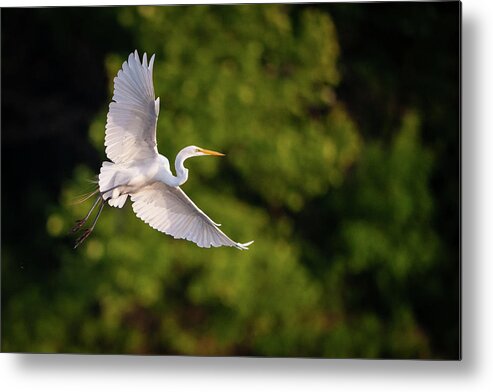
[[72, 50, 253, 250]]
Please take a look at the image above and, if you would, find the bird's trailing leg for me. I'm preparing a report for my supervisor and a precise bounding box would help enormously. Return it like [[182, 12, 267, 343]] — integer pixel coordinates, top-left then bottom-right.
[[71, 193, 103, 233], [71, 184, 122, 233], [74, 196, 106, 249]]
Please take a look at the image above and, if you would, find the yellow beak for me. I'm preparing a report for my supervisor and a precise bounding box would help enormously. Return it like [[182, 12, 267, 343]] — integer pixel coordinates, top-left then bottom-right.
[[198, 148, 225, 157]]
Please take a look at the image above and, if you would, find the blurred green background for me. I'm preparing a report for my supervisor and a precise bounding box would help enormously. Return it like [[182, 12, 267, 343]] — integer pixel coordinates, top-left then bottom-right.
[[1, 3, 460, 358]]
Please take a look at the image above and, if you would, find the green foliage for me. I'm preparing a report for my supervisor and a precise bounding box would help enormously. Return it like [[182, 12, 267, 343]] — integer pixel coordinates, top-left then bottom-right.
[[340, 113, 436, 278], [1, 4, 457, 358], [321, 112, 436, 358]]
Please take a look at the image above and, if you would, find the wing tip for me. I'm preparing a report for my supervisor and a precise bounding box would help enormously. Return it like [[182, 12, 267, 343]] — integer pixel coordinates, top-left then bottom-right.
[[125, 49, 157, 71], [130, 50, 143, 67], [149, 54, 156, 71], [236, 240, 254, 250]]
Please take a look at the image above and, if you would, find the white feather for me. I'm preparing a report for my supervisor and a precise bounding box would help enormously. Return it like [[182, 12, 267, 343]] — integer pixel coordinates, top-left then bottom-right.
[[130, 183, 253, 250], [104, 51, 159, 164]]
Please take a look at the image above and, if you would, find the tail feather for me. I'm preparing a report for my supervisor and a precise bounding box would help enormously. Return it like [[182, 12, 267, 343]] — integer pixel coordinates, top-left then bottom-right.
[[109, 194, 128, 208], [99, 161, 128, 208]]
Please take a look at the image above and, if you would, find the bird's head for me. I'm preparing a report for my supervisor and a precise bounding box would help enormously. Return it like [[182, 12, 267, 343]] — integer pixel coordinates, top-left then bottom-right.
[[173, 146, 225, 186], [182, 145, 226, 159]]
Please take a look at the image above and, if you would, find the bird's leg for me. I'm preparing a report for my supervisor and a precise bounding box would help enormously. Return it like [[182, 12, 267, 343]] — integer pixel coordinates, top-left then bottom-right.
[[71, 184, 122, 233], [71, 193, 102, 233], [74, 197, 106, 249], [89, 197, 106, 231], [72, 184, 123, 248]]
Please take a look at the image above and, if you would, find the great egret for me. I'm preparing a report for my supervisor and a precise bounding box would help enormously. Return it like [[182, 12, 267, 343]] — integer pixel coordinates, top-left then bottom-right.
[[72, 50, 253, 250]]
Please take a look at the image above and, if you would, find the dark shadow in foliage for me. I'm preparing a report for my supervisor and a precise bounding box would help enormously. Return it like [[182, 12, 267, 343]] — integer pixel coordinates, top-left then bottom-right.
[[1, 6, 134, 340]]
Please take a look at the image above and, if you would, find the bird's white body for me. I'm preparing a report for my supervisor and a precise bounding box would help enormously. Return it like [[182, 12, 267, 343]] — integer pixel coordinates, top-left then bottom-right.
[[76, 50, 253, 250], [99, 155, 166, 207]]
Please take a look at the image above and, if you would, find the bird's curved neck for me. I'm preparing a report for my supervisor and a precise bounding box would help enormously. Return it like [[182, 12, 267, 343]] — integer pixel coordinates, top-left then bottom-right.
[[173, 149, 189, 187]]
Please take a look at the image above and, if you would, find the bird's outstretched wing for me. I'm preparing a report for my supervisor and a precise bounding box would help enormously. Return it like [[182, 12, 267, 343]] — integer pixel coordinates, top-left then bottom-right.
[[130, 183, 254, 250], [105, 50, 160, 164]]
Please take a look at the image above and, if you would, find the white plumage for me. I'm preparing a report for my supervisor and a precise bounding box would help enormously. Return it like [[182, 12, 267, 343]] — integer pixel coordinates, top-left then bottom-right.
[[73, 50, 253, 250], [131, 183, 250, 249], [104, 51, 159, 164]]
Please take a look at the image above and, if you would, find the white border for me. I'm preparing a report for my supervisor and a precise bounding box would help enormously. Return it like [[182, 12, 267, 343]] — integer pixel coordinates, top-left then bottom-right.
[[2, 0, 492, 390], [1, 0, 333, 6]]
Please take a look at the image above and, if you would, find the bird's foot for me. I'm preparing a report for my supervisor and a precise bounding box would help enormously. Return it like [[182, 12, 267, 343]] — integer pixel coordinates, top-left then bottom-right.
[[74, 228, 92, 249], [71, 219, 87, 233]]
